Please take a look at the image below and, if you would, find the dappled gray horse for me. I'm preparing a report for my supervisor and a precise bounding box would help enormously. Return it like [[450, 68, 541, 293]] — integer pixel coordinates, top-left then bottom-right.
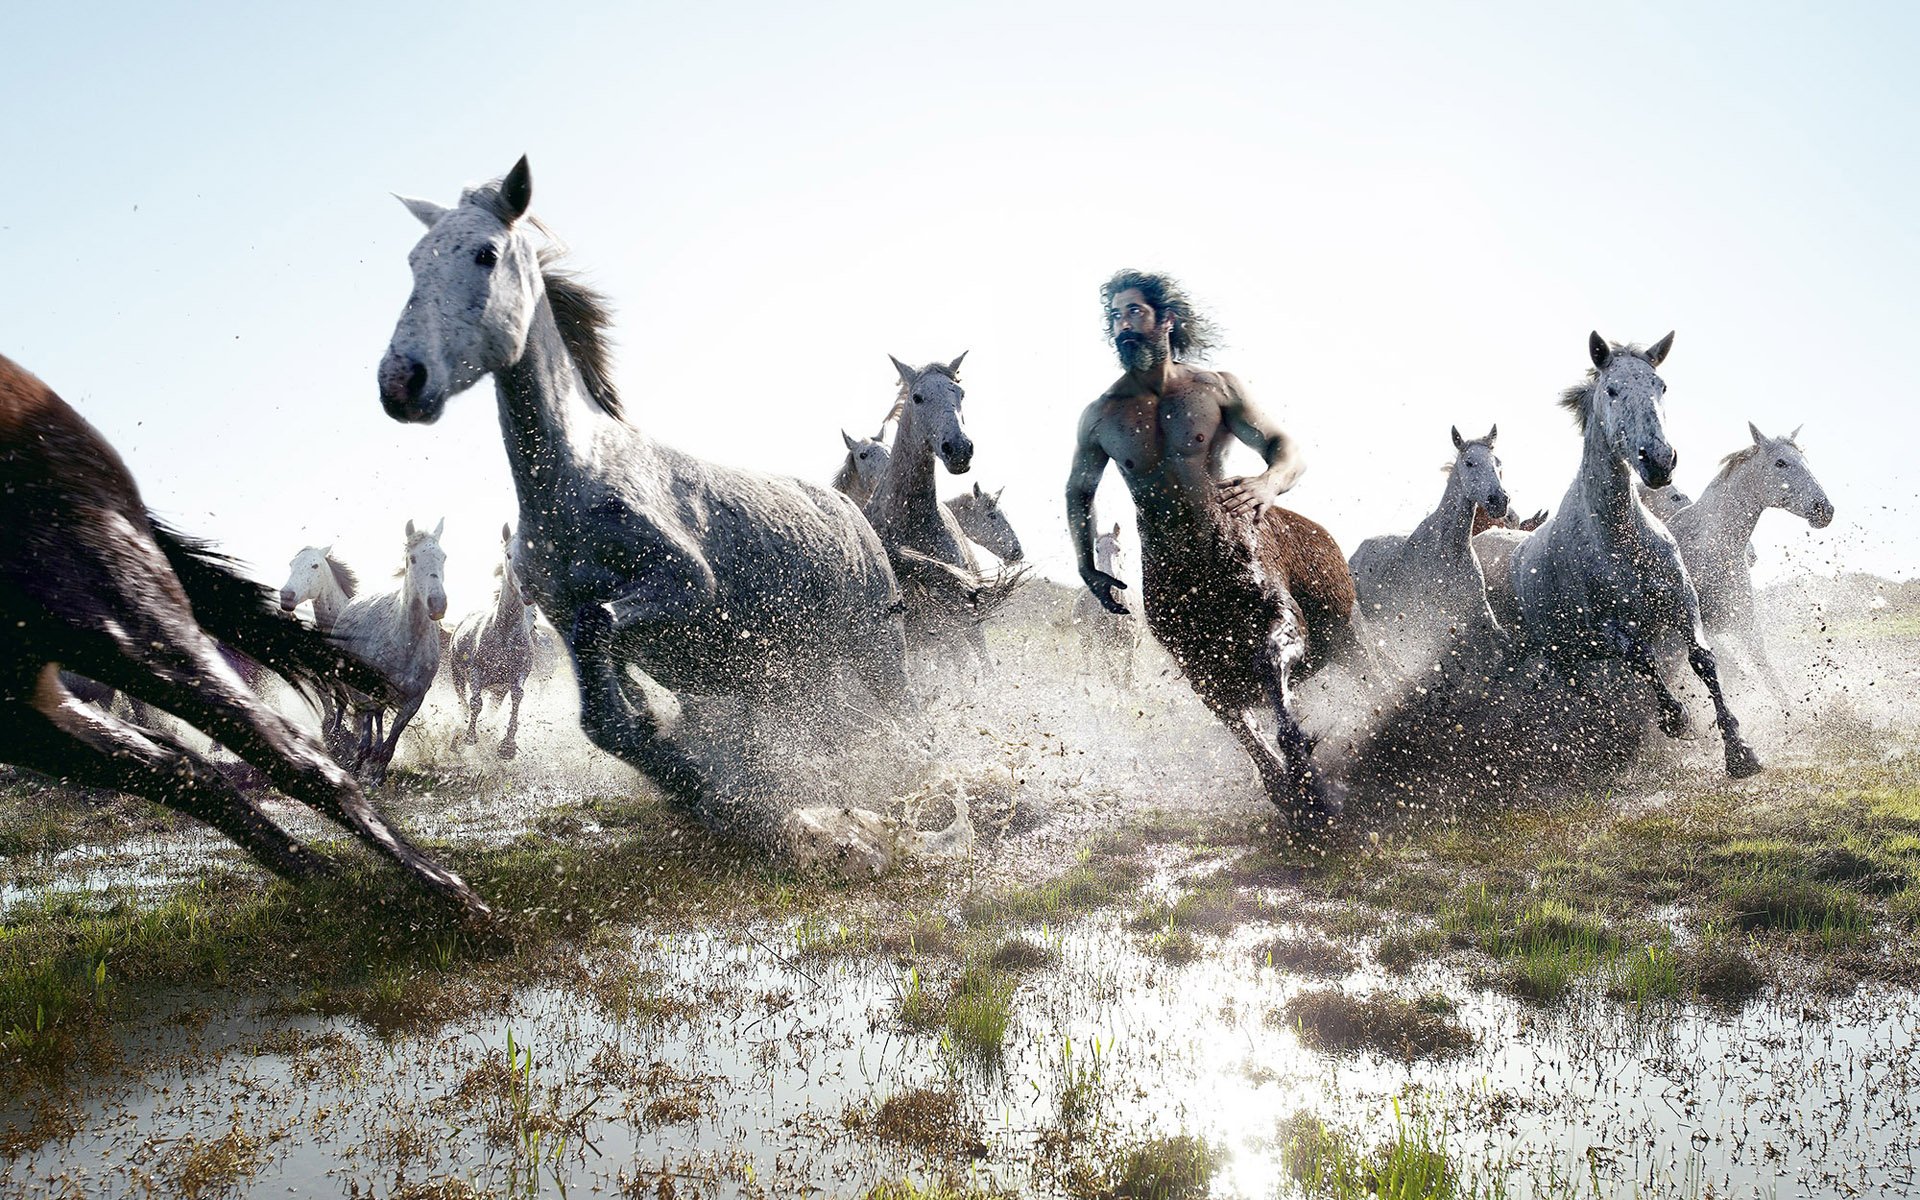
[[1349, 426, 1511, 677], [331, 519, 447, 785], [1500, 332, 1761, 778], [862, 355, 999, 670], [1666, 423, 1832, 710], [280, 545, 358, 729], [447, 522, 535, 758], [834, 430, 1023, 564], [377, 157, 911, 850]]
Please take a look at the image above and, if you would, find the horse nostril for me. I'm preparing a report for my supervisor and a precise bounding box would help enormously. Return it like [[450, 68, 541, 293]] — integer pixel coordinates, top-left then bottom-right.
[[405, 360, 428, 401]]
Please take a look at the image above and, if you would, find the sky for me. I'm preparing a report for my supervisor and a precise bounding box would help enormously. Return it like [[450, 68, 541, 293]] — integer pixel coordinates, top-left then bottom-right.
[[4, 2, 1915, 618]]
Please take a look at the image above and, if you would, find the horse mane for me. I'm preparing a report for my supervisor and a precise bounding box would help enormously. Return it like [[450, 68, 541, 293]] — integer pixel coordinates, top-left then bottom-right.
[[1712, 442, 1764, 483], [830, 453, 859, 494], [1557, 341, 1657, 431], [541, 260, 623, 421], [326, 552, 358, 599]]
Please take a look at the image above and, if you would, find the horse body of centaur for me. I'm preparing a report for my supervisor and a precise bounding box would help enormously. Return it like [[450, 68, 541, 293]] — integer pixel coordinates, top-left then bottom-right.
[[0, 353, 491, 925]]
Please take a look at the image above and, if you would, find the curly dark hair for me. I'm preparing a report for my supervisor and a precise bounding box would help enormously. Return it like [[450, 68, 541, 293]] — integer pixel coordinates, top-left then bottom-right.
[[1099, 269, 1223, 361]]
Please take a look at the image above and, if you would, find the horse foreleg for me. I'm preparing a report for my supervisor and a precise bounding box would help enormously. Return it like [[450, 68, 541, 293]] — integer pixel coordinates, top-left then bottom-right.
[[6, 686, 334, 883], [1613, 630, 1693, 740], [569, 604, 746, 835], [462, 676, 483, 746], [1257, 621, 1342, 820], [498, 683, 522, 759], [1684, 638, 1763, 778], [367, 693, 426, 786]]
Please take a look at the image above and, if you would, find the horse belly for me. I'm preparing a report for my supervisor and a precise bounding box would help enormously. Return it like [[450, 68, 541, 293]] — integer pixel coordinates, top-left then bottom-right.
[[1140, 538, 1290, 711]]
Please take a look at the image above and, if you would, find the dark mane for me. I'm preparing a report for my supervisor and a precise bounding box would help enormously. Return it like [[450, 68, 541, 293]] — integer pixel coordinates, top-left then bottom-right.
[[542, 261, 622, 421], [1557, 341, 1656, 431], [326, 552, 358, 599]]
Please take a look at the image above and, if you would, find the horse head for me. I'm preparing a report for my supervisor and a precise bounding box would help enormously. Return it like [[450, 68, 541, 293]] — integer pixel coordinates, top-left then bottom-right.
[[281, 545, 332, 613], [402, 518, 449, 622], [838, 429, 892, 498], [951, 482, 1024, 562], [501, 521, 536, 605], [381, 156, 542, 423], [1583, 331, 1677, 488], [890, 353, 973, 475], [1093, 522, 1126, 577], [1450, 424, 1509, 522], [1744, 421, 1834, 529]]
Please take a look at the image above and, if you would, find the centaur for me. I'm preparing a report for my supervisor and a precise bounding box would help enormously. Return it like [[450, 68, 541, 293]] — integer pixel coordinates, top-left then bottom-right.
[[0, 353, 491, 925], [1065, 270, 1357, 821], [377, 158, 914, 855]]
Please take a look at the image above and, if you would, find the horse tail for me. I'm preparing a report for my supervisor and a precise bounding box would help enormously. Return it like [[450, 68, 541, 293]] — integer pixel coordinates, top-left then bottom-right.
[[147, 517, 401, 708], [969, 563, 1030, 623]]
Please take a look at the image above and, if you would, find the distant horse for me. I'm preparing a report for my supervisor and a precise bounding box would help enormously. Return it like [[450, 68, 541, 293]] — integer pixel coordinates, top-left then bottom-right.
[[863, 354, 1011, 670], [946, 482, 1023, 564], [1470, 504, 1549, 536], [280, 545, 359, 728], [447, 523, 535, 758], [1349, 425, 1511, 673], [1498, 332, 1761, 778], [1070, 522, 1140, 687], [834, 429, 1025, 564], [377, 157, 910, 850], [0, 353, 488, 922], [331, 520, 448, 784], [1665, 423, 1832, 710]]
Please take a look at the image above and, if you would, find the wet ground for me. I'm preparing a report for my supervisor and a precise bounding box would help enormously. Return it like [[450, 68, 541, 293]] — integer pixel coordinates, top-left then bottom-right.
[[4, 597, 1920, 1197]]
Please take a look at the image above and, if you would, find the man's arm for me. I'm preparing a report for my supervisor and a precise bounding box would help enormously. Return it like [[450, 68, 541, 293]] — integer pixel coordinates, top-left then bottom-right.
[[1066, 404, 1128, 614], [1214, 370, 1305, 518]]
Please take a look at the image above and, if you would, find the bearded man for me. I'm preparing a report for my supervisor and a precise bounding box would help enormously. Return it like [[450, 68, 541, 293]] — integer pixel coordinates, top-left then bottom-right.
[[1064, 269, 1357, 821]]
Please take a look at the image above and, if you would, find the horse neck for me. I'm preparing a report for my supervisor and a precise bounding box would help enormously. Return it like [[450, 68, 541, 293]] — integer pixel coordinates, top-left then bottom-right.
[[493, 293, 650, 512], [312, 580, 348, 630], [1414, 464, 1479, 553], [490, 566, 523, 625], [1682, 461, 1768, 560], [871, 401, 941, 529], [1572, 406, 1642, 530]]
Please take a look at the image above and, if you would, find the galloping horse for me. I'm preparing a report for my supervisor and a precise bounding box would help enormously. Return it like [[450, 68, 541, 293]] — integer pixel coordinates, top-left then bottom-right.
[[447, 523, 535, 758], [1498, 332, 1761, 778], [330, 520, 448, 784], [0, 353, 489, 923], [834, 431, 1024, 564], [1350, 426, 1511, 675], [280, 545, 359, 729], [1070, 522, 1141, 688], [377, 157, 910, 848], [1666, 423, 1833, 710]]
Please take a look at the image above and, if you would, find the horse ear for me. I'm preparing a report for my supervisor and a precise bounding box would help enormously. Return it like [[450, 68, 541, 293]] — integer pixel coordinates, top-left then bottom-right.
[[1111, 522, 1121, 538], [500, 156, 533, 224], [973, 481, 984, 497], [889, 355, 916, 386], [321, 544, 333, 557], [406, 519, 416, 538], [397, 195, 449, 228], [501, 522, 512, 542], [1749, 420, 1766, 446], [1486, 424, 1498, 445], [842, 429, 857, 451], [1450, 425, 1464, 451], [1645, 330, 1675, 368], [1789, 424, 1803, 444], [1588, 332, 1612, 370], [948, 351, 968, 375], [993, 486, 1005, 504], [433, 516, 445, 540]]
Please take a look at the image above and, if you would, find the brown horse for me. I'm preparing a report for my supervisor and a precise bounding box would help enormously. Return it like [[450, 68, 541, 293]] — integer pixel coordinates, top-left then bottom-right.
[[0, 353, 492, 927], [1134, 503, 1359, 817]]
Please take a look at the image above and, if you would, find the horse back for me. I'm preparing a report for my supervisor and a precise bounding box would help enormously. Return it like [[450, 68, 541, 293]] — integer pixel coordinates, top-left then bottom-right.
[[1255, 506, 1356, 670]]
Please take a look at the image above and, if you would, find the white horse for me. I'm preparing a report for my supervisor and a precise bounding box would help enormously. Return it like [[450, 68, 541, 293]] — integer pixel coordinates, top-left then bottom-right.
[[279, 545, 359, 729], [1069, 522, 1140, 688], [447, 523, 535, 757], [331, 519, 448, 784], [376, 157, 912, 859], [1496, 332, 1760, 779], [1665, 423, 1833, 710], [1349, 426, 1511, 677]]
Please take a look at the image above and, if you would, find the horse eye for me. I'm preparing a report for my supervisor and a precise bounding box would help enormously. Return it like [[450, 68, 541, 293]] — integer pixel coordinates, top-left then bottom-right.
[[1775, 458, 1788, 468], [1606, 385, 1619, 399], [475, 246, 498, 268], [913, 394, 925, 405]]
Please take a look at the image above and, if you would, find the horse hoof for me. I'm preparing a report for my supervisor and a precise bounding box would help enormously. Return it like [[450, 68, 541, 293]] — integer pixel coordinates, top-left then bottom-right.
[[1725, 743, 1763, 779], [497, 743, 518, 760]]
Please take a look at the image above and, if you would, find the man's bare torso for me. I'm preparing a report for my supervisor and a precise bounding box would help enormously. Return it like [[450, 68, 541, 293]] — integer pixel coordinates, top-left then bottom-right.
[[1084, 364, 1245, 525]]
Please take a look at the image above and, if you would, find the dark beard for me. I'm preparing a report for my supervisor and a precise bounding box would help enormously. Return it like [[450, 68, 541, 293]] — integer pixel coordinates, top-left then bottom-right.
[[1116, 333, 1164, 372]]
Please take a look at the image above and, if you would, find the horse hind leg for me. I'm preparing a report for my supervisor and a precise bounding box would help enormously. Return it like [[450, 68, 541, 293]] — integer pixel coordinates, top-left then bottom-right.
[[1256, 626, 1344, 822], [498, 683, 522, 759]]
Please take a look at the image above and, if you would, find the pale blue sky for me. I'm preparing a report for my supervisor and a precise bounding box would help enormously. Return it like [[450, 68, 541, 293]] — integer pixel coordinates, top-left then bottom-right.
[[5, 2, 1914, 612]]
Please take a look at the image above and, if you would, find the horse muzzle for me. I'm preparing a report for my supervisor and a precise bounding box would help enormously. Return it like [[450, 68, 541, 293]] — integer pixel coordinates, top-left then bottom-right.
[[1636, 445, 1678, 489], [940, 437, 975, 474], [1808, 500, 1835, 529], [378, 354, 446, 423], [279, 589, 297, 612], [1485, 490, 1511, 521]]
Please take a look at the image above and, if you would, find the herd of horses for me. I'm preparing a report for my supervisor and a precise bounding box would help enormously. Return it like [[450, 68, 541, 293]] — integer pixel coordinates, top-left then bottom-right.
[[0, 156, 1836, 928]]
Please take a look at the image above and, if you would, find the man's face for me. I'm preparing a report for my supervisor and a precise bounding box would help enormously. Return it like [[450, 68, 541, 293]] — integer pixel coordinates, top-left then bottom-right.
[[1107, 287, 1171, 371]]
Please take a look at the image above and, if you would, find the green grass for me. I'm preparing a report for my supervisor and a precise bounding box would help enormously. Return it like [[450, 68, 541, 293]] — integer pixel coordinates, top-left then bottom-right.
[[1276, 988, 1474, 1061]]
